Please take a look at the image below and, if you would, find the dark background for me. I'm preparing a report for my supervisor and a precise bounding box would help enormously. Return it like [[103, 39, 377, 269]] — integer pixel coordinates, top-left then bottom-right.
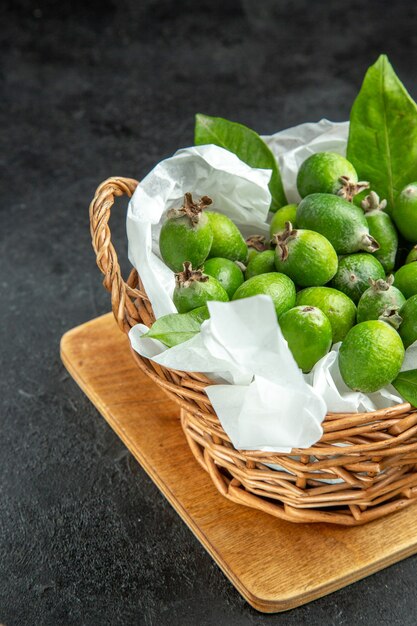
[[2, 1, 417, 624]]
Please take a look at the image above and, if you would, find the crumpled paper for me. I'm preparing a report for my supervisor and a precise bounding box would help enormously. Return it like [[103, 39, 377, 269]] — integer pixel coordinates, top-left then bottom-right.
[[127, 144, 272, 319], [262, 119, 349, 203], [130, 297, 326, 452], [126, 120, 417, 453], [304, 344, 403, 413]]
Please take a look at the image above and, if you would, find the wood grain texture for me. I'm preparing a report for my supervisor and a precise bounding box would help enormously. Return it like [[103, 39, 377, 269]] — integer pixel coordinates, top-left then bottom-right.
[[60, 313, 417, 613]]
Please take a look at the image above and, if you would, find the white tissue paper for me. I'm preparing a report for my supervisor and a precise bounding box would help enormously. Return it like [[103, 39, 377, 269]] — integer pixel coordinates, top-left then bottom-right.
[[262, 118, 349, 204], [127, 119, 416, 453], [127, 144, 272, 319], [130, 297, 327, 452]]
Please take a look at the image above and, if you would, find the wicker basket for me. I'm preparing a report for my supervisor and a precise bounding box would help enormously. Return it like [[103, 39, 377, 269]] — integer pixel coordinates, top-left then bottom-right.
[[89, 176, 417, 526]]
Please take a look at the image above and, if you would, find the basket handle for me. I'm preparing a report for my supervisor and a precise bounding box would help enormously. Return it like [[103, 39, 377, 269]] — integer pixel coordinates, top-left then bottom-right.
[[89, 176, 148, 331]]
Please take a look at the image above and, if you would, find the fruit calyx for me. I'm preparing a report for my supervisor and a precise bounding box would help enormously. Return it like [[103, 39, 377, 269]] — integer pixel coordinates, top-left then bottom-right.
[[378, 307, 403, 330], [246, 234, 268, 252], [368, 275, 394, 292], [360, 232, 380, 253], [175, 262, 209, 288], [361, 191, 388, 214], [167, 192, 212, 226], [272, 221, 298, 261], [337, 176, 370, 202]]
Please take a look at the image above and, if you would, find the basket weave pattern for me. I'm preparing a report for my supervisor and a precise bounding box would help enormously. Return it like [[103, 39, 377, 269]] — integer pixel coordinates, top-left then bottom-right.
[[90, 177, 417, 525]]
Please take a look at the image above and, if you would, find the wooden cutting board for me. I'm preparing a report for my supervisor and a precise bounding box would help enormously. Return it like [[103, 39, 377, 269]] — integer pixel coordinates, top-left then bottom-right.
[[60, 313, 417, 613]]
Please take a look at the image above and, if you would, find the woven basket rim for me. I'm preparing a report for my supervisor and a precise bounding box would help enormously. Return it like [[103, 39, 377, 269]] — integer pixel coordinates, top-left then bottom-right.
[[88, 175, 417, 526], [89, 175, 412, 426]]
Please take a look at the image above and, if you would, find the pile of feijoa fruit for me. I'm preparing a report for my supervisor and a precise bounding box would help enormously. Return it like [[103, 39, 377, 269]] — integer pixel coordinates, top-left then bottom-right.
[[157, 153, 417, 394]]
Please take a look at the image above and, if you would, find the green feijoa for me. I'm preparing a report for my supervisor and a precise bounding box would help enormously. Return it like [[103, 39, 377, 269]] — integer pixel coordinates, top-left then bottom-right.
[[361, 192, 398, 273], [339, 321, 405, 393], [296, 286, 356, 343], [406, 245, 417, 264], [245, 250, 276, 280], [206, 212, 248, 263], [245, 235, 269, 263], [232, 272, 296, 318], [356, 276, 406, 325], [279, 306, 332, 373], [394, 263, 417, 299], [399, 295, 417, 348], [392, 182, 417, 242], [274, 223, 338, 287], [159, 193, 213, 272], [269, 204, 298, 237], [296, 193, 379, 255], [296, 152, 368, 200], [203, 257, 244, 299], [330, 253, 385, 304], [173, 263, 228, 313]]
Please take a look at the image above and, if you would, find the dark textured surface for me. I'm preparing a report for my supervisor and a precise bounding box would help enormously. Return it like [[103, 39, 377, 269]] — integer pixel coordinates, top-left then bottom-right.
[[2, 1, 417, 624]]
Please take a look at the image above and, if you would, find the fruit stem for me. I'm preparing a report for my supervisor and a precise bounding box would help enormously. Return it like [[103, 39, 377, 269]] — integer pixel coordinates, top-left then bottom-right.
[[361, 191, 388, 213], [175, 262, 209, 287], [272, 221, 297, 261], [168, 192, 212, 225], [235, 261, 247, 272], [337, 176, 370, 202]]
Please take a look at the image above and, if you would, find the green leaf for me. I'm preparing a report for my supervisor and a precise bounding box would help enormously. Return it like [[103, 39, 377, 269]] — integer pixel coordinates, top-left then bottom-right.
[[392, 369, 417, 407], [347, 54, 417, 214], [143, 306, 210, 348], [194, 113, 287, 211]]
